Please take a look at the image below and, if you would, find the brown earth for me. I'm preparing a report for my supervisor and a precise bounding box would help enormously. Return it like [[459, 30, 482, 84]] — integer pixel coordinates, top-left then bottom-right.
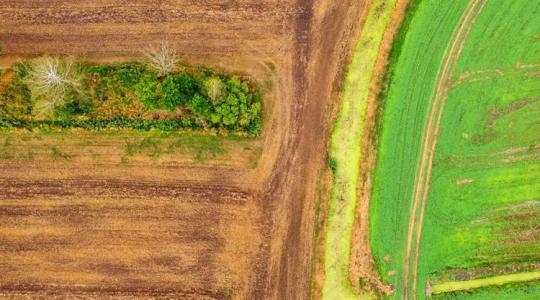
[[0, 0, 365, 299]]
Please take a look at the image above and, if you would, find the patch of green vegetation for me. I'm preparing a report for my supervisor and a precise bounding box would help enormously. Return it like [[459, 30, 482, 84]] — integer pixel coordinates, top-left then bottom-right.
[[433, 278, 540, 300], [369, 0, 540, 299], [0, 59, 262, 136], [0, 127, 257, 166], [120, 131, 227, 162], [431, 271, 540, 295], [323, 0, 398, 299]]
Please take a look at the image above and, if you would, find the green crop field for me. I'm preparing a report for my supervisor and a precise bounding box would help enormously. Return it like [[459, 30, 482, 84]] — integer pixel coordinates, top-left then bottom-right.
[[369, 0, 540, 299]]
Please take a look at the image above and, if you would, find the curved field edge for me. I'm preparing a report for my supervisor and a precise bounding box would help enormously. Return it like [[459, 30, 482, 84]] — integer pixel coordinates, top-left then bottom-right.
[[348, 0, 411, 295], [322, 0, 399, 298], [402, 1, 489, 298], [430, 271, 540, 295], [368, 0, 473, 297], [369, 0, 540, 299]]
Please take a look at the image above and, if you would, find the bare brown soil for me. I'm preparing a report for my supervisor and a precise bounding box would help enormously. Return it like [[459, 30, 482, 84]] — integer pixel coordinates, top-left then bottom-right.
[[0, 0, 364, 299]]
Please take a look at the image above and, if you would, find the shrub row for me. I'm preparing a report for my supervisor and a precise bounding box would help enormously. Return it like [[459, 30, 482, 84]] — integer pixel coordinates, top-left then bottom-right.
[[0, 59, 263, 136], [0, 118, 204, 131]]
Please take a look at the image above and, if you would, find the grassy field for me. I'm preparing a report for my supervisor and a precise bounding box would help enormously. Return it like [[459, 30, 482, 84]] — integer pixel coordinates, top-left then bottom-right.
[[369, 0, 540, 299], [324, 0, 398, 299], [369, 0, 472, 297]]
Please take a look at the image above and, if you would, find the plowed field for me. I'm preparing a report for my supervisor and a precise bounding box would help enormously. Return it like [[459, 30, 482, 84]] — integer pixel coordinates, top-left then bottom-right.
[[0, 0, 364, 299]]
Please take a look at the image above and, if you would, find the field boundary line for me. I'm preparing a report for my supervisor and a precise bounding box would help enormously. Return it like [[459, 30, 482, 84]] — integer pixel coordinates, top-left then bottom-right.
[[322, 0, 400, 298], [429, 271, 540, 295], [401, 0, 488, 299], [349, 0, 411, 295]]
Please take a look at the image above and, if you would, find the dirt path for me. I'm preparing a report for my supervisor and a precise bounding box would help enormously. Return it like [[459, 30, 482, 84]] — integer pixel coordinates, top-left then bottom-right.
[[401, 0, 488, 299], [262, 0, 370, 298]]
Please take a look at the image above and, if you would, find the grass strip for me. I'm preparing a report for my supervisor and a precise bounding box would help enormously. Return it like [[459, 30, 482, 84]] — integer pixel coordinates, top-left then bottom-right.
[[323, 0, 399, 299], [431, 271, 540, 294]]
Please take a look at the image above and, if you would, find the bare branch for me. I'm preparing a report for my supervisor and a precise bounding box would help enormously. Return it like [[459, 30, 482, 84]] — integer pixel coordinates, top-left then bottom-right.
[[25, 56, 81, 117], [143, 42, 178, 76]]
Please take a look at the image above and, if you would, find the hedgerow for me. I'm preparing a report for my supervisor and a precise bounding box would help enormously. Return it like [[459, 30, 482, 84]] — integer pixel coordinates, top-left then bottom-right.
[[0, 58, 263, 136], [0, 118, 202, 131]]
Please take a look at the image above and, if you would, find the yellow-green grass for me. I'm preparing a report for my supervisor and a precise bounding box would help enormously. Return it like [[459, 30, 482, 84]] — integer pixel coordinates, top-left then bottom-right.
[[431, 271, 540, 294], [369, 0, 540, 299], [0, 128, 260, 166], [323, 0, 398, 299], [432, 280, 540, 300]]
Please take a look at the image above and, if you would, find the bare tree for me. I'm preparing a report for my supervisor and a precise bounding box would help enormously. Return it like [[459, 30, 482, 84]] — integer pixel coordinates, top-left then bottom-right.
[[143, 42, 178, 76], [25, 56, 81, 117]]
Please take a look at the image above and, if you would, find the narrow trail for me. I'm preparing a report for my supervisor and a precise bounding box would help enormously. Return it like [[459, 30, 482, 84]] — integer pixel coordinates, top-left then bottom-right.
[[401, 0, 488, 299]]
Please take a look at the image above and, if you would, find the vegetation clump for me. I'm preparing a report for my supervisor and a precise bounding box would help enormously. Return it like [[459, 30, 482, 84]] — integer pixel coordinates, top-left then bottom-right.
[[25, 57, 82, 118], [0, 56, 262, 136]]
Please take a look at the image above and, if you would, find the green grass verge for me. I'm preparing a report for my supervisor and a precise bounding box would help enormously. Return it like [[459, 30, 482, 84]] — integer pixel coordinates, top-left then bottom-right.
[[0, 127, 259, 164], [431, 271, 540, 294], [323, 1, 398, 299], [432, 279, 540, 300]]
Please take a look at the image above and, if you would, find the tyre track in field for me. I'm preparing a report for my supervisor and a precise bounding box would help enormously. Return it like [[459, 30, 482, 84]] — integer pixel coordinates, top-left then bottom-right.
[[401, 0, 488, 299]]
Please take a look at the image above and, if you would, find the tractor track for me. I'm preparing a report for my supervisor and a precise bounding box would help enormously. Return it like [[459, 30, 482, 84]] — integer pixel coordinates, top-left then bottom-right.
[[401, 0, 488, 298]]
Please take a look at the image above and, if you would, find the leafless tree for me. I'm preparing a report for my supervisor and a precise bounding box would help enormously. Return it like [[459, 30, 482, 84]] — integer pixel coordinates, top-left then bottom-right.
[[25, 56, 81, 117], [143, 42, 178, 76]]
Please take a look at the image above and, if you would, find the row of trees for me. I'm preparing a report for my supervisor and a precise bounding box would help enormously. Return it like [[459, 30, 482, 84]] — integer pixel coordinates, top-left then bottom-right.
[[134, 72, 262, 134]]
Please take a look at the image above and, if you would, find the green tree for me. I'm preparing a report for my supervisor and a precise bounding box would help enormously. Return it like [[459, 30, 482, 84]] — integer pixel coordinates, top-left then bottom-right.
[[135, 76, 161, 110], [187, 94, 211, 117], [163, 74, 199, 109], [160, 76, 182, 110]]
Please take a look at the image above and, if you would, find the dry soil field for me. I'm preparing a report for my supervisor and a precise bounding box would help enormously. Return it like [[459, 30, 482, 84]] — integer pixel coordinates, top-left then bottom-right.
[[0, 0, 364, 299]]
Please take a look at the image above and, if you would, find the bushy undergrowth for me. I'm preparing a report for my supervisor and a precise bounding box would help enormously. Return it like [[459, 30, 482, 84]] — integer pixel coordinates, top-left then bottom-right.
[[0, 58, 262, 136]]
